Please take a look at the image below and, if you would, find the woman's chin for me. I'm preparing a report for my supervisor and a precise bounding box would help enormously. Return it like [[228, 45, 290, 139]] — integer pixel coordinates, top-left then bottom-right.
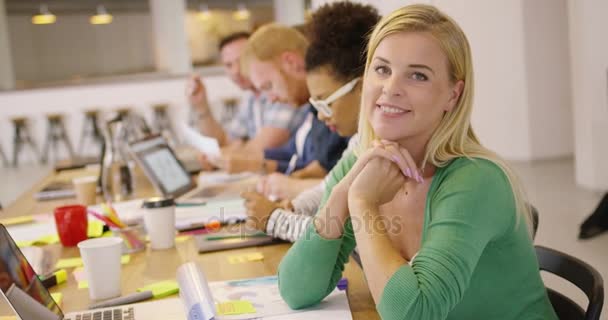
[[372, 124, 408, 142]]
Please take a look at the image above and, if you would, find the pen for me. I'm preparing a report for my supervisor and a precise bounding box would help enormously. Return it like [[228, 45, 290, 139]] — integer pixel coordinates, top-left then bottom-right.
[[205, 232, 268, 241], [39, 269, 68, 289], [89, 291, 154, 309], [176, 201, 207, 207]]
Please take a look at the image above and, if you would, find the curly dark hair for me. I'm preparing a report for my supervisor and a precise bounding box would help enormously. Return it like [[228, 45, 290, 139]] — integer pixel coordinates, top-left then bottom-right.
[[305, 2, 380, 81]]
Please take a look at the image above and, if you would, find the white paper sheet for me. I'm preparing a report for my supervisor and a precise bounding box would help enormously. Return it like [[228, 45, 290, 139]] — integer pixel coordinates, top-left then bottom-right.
[[180, 124, 222, 159]]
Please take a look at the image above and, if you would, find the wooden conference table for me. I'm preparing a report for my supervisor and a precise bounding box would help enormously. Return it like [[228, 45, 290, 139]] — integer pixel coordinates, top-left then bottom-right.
[[0, 167, 379, 319]]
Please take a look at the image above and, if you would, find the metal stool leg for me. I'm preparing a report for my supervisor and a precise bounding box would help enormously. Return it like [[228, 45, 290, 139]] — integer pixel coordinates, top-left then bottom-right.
[[0, 144, 7, 167]]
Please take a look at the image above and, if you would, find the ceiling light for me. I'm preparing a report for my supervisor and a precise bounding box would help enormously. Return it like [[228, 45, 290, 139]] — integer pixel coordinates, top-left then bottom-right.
[[32, 4, 56, 25], [196, 4, 212, 21], [90, 5, 113, 25], [232, 3, 250, 21]]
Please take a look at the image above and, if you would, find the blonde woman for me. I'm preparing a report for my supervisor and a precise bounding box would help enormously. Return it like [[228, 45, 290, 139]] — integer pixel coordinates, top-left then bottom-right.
[[278, 4, 557, 319]]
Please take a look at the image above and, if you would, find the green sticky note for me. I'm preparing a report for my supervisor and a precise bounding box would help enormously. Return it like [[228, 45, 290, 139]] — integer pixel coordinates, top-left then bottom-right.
[[78, 280, 89, 289], [216, 300, 256, 316], [87, 221, 105, 238], [137, 280, 179, 298], [50, 292, 63, 306]]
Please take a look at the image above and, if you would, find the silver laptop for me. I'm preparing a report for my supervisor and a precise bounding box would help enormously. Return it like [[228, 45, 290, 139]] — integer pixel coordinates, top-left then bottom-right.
[[128, 135, 229, 201], [0, 224, 184, 320]]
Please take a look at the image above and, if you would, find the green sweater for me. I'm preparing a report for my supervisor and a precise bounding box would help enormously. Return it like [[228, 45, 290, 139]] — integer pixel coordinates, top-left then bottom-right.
[[278, 153, 558, 320]]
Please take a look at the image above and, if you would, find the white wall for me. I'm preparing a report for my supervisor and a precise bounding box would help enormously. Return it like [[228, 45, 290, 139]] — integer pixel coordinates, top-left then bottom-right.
[[273, 0, 306, 26], [568, 0, 608, 191], [0, 0, 15, 90], [8, 13, 155, 84], [0, 73, 243, 164], [523, 0, 572, 160], [149, 0, 192, 75]]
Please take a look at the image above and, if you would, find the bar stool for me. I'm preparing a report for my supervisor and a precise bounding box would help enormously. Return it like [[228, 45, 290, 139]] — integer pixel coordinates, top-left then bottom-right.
[[41, 114, 75, 164], [152, 103, 175, 140], [78, 109, 103, 155], [0, 143, 8, 167], [115, 106, 151, 141], [11, 117, 40, 167]]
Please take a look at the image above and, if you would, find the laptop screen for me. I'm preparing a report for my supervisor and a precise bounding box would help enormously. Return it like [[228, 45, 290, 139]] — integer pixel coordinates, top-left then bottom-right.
[[129, 135, 195, 198], [0, 225, 63, 319]]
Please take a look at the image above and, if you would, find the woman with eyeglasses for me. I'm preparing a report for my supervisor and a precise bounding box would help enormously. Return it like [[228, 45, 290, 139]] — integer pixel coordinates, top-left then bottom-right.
[[241, 2, 381, 238], [278, 4, 558, 319]]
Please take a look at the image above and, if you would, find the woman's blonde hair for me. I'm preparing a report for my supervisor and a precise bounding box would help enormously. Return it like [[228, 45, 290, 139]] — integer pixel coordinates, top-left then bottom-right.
[[357, 4, 532, 231]]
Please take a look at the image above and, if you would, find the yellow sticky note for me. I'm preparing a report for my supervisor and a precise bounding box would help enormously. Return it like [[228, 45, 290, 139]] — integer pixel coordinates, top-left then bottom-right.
[[50, 292, 63, 306], [16, 240, 36, 248], [175, 235, 191, 243], [216, 300, 256, 315], [101, 230, 113, 238], [87, 220, 105, 238], [78, 280, 89, 289], [56, 257, 85, 269], [228, 252, 264, 264], [0, 215, 34, 226], [0, 316, 18, 320], [36, 234, 60, 245], [138, 280, 179, 298], [56, 255, 131, 269]]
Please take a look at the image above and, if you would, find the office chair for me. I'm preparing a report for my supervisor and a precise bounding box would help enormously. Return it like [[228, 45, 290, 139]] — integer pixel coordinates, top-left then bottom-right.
[[536, 245, 604, 320]]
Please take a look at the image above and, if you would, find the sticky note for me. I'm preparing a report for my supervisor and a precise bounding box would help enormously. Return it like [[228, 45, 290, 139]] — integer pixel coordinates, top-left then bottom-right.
[[56, 255, 131, 269], [78, 280, 89, 289], [56, 257, 85, 269], [175, 235, 191, 243], [16, 240, 36, 248], [36, 234, 60, 245], [0, 215, 34, 226], [50, 292, 63, 306], [216, 301, 256, 315], [138, 280, 179, 298], [101, 230, 114, 238], [16, 234, 59, 248], [87, 220, 105, 238], [0, 316, 18, 320], [228, 252, 264, 264]]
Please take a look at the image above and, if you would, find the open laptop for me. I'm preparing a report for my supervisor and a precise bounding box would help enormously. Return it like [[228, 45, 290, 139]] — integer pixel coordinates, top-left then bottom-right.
[[0, 224, 185, 320], [128, 135, 252, 201]]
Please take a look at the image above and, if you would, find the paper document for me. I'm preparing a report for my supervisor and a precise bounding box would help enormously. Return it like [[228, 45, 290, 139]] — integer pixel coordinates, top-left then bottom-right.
[[176, 262, 353, 320], [88, 198, 247, 230], [180, 124, 221, 159]]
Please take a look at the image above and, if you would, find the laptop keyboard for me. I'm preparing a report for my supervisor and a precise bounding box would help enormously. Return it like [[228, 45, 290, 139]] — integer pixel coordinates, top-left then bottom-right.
[[71, 307, 134, 320]]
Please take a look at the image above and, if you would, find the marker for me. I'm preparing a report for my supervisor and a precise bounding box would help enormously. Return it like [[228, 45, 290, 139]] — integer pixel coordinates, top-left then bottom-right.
[[39, 269, 68, 289], [89, 291, 154, 309], [205, 231, 267, 241], [176, 201, 207, 207]]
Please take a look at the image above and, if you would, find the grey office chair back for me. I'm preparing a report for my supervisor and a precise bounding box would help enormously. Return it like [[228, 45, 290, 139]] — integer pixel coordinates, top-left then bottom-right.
[[536, 245, 604, 320]]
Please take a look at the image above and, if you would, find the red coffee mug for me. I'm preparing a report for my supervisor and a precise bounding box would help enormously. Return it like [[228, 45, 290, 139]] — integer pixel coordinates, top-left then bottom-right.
[[54, 205, 89, 247]]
